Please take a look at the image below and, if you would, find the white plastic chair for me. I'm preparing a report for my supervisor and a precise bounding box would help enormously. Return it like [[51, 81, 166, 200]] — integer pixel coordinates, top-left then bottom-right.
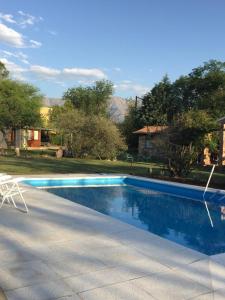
[[0, 176, 28, 213]]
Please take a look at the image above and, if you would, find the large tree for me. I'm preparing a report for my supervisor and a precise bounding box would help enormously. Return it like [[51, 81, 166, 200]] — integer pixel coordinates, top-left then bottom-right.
[[140, 75, 170, 125], [63, 80, 114, 116], [139, 60, 225, 124], [50, 103, 127, 159], [120, 99, 143, 151], [0, 79, 43, 146]]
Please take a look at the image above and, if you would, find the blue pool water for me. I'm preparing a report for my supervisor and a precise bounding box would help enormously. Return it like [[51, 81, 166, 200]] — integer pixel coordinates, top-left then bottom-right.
[[25, 177, 225, 255]]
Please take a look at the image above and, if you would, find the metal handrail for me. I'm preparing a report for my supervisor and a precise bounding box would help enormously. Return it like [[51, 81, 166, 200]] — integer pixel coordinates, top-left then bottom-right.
[[203, 164, 216, 227]]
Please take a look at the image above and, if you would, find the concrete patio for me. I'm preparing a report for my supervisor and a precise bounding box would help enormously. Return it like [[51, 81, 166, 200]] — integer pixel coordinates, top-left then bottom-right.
[[0, 174, 225, 300]]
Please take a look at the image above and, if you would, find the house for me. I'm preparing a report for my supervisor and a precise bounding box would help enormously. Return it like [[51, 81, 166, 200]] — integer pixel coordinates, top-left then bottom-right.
[[134, 119, 225, 167], [0, 97, 63, 150], [218, 116, 225, 166], [133, 126, 168, 157]]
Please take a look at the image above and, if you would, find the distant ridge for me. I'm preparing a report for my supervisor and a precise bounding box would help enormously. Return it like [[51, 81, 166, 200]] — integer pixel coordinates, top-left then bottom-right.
[[43, 97, 65, 107], [43, 96, 129, 122], [109, 96, 128, 123]]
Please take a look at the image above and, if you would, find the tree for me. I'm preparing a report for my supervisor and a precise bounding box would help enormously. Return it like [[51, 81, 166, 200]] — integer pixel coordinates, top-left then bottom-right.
[[0, 62, 9, 80], [63, 80, 114, 116], [84, 116, 127, 159], [139, 60, 225, 125], [0, 79, 43, 146], [50, 104, 127, 159], [140, 75, 171, 125], [120, 99, 143, 152], [154, 110, 218, 177], [170, 110, 218, 148]]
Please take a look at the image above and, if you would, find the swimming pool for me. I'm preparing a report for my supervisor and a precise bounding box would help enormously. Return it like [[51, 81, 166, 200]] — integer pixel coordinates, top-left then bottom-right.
[[24, 176, 225, 255]]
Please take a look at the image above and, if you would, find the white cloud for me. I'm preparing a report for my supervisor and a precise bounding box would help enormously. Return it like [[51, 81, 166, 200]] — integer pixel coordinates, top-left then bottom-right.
[[29, 39, 42, 48], [63, 68, 106, 79], [18, 10, 43, 28], [0, 23, 42, 48], [113, 67, 121, 72], [48, 30, 57, 36], [115, 82, 149, 95], [2, 50, 29, 64], [0, 57, 26, 80], [0, 23, 25, 47], [30, 65, 61, 77], [0, 13, 16, 24]]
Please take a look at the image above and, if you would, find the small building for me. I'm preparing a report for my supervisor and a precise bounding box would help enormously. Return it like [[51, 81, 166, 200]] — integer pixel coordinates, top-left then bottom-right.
[[1, 128, 52, 149], [133, 126, 168, 157], [0, 97, 62, 150], [218, 116, 225, 166]]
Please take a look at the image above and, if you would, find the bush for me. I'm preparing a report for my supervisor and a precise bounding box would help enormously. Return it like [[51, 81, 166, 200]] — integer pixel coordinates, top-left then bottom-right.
[[49, 105, 127, 159]]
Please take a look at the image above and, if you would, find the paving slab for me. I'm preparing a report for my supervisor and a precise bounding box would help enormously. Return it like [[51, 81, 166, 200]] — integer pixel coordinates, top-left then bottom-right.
[[5, 280, 74, 300], [0, 174, 224, 299], [78, 281, 155, 300]]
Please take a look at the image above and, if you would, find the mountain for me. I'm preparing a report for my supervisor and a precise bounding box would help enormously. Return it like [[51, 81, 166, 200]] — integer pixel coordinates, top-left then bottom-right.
[[43, 97, 65, 107], [43, 96, 129, 123], [109, 96, 128, 123]]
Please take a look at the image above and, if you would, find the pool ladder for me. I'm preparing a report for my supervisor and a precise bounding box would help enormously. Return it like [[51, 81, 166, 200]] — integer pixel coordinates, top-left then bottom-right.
[[203, 164, 216, 228]]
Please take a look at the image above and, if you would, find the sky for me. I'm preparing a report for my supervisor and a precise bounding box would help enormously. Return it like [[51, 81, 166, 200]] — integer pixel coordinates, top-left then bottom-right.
[[0, 0, 225, 99]]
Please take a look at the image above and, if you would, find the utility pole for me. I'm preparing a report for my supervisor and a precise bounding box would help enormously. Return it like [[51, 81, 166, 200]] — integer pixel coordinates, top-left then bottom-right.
[[135, 96, 144, 109]]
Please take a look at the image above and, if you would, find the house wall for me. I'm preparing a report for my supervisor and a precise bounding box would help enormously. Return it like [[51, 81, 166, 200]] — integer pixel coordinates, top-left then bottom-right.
[[138, 135, 161, 157], [27, 130, 41, 147], [0, 131, 7, 148], [138, 135, 148, 155], [40, 106, 52, 127], [219, 123, 225, 166]]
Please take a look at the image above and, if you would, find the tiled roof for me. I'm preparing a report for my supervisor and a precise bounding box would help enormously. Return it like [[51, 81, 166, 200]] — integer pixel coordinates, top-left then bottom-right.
[[133, 126, 168, 134]]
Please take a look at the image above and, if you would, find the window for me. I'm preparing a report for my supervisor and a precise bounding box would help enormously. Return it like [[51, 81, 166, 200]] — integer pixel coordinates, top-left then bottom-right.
[[33, 130, 39, 140], [27, 130, 32, 140], [145, 136, 151, 148]]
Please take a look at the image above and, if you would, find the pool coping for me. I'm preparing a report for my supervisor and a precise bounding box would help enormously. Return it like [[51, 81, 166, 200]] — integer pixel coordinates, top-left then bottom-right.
[[21, 173, 225, 192], [2, 173, 225, 298], [20, 173, 225, 258]]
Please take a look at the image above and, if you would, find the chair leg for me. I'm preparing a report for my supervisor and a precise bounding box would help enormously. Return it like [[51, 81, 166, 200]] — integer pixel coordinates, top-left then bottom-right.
[[17, 189, 28, 213]]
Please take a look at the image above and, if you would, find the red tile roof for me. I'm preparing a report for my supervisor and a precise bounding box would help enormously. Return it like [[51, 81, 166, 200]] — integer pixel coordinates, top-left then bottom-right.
[[133, 126, 168, 134]]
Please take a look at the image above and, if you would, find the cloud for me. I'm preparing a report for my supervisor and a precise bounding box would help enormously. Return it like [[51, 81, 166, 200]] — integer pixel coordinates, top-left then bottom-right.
[[48, 30, 57, 36], [0, 23, 42, 48], [2, 50, 29, 64], [30, 65, 61, 77], [0, 57, 26, 80], [63, 68, 106, 80], [113, 67, 121, 72], [0, 23, 25, 47], [29, 65, 107, 81], [18, 10, 43, 28], [0, 13, 16, 24], [115, 81, 149, 95], [29, 39, 42, 48]]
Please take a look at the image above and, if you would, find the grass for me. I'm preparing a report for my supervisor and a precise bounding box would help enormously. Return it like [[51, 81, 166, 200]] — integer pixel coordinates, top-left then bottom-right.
[[0, 152, 224, 189]]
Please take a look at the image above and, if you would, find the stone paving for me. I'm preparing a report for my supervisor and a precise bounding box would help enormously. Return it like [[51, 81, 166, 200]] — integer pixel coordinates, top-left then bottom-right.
[[0, 174, 225, 299]]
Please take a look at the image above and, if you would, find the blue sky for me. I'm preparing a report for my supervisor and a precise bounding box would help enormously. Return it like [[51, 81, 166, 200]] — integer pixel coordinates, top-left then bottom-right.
[[0, 0, 225, 98]]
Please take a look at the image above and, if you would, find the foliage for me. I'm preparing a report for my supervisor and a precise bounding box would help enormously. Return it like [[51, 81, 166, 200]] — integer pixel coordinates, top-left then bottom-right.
[[154, 132, 198, 177], [170, 110, 218, 148], [138, 60, 225, 124], [0, 62, 9, 80], [140, 75, 170, 125], [153, 110, 218, 177], [49, 104, 127, 159], [119, 99, 143, 151], [63, 80, 114, 116], [0, 79, 43, 146], [83, 116, 127, 159]]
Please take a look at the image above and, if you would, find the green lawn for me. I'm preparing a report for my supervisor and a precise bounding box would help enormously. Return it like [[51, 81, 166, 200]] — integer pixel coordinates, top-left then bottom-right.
[[0, 154, 224, 189]]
